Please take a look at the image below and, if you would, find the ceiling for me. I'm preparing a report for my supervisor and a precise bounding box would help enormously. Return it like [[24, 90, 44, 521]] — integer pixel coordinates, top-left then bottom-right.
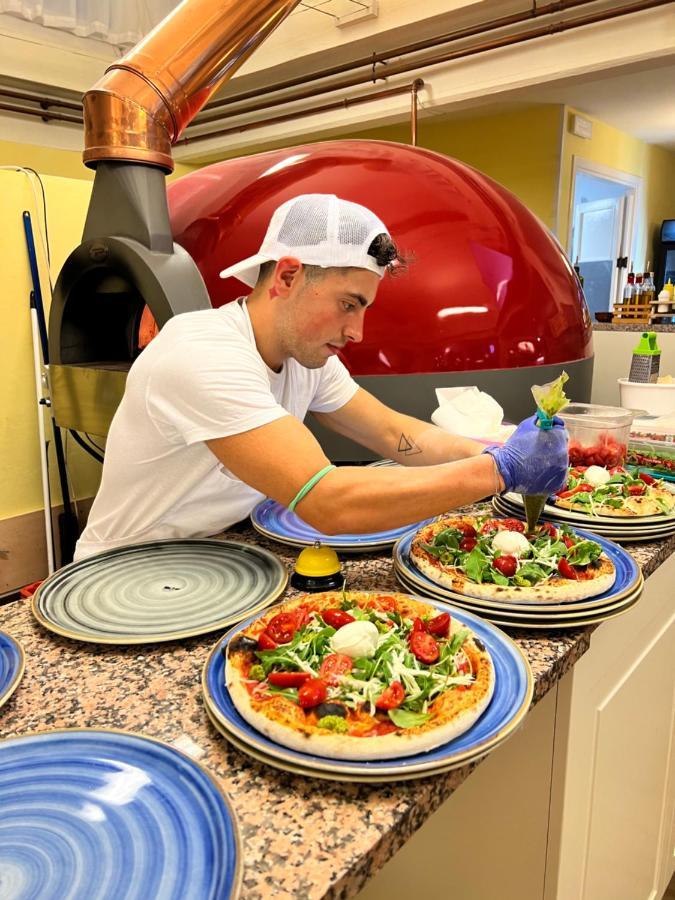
[[1, 1, 674, 154]]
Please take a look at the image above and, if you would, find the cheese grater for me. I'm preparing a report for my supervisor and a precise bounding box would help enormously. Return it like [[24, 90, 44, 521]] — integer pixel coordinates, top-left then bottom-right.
[[628, 332, 661, 383]]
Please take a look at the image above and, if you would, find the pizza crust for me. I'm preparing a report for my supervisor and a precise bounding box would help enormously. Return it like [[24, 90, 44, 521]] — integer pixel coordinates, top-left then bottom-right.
[[409, 517, 616, 603], [555, 488, 675, 518], [225, 592, 495, 761]]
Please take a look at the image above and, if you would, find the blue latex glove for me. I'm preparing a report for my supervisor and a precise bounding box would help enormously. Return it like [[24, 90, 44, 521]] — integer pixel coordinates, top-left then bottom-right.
[[483, 415, 569, 495]]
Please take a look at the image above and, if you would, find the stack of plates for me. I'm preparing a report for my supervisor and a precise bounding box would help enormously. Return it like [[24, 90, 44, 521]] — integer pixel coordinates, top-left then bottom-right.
[[251, 499, 428, 552], [392, 528, 643, 629], [32, 539, 288, 644], [202, 599, 533, 782], [0, 729, 242, 899], [0, 631, 24, 709], [493, 492, 675, 542]]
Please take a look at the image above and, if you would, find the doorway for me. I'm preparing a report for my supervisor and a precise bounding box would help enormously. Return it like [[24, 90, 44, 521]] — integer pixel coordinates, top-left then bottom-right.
[[568, 160, 641, 318]]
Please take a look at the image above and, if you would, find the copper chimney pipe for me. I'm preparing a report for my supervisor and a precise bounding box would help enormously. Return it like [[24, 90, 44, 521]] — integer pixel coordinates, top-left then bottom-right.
[[83, 0, 301, 173]]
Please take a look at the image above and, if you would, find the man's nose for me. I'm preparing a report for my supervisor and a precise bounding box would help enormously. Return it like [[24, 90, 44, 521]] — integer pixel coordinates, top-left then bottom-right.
[[344, 311, 366, 343]]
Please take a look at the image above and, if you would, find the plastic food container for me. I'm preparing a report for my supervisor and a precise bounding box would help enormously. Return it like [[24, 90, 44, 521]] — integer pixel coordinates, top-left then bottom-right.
[[618, 378, 675, 416], [627, 436, 675, 476], [559, 402, 634, 467]]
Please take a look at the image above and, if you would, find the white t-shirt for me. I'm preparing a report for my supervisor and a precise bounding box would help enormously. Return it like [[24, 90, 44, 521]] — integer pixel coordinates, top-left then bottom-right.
[[74, 299, 358, 560]]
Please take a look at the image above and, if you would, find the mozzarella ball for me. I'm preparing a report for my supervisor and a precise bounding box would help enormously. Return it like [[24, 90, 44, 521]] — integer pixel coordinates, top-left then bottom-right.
[[491, 530, 531, 558], [584, 465, 611, 487], [329, 620, 380, 659]]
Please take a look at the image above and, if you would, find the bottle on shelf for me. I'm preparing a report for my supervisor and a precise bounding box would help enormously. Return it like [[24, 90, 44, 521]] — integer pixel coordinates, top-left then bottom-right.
[[642, 262, 655, 306], [622, 262, 635, 304]]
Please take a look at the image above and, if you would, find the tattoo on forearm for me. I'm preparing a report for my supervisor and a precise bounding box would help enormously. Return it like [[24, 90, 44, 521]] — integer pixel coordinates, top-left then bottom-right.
[[397, 433, 422, 456]]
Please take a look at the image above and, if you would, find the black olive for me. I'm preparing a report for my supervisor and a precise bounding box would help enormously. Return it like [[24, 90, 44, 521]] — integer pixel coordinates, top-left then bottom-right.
[[315, 702, 347, 719], [473, 637, 486, 651], [227, 635, 258, 655]]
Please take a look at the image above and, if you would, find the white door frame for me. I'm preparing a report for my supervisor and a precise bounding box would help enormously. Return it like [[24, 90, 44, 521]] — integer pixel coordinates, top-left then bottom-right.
[[567, 156, 643, 306]]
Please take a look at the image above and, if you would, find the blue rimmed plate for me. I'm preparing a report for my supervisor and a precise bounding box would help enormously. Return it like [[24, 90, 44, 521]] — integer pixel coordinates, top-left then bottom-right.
[[251, 499, 429, 551], [202, 598, 533, 780], [394, 525, 641, 611], [32, 539, 288, 644], [0, 632, 24, 710], [0, 729, 242, 899]]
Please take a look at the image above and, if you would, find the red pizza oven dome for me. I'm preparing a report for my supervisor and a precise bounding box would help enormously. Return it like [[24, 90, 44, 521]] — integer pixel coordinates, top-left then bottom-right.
[[167, 139, 592, 376]]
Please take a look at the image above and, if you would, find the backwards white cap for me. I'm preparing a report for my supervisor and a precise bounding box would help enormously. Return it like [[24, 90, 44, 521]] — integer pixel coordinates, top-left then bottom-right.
[[219, 193, 391, 287]]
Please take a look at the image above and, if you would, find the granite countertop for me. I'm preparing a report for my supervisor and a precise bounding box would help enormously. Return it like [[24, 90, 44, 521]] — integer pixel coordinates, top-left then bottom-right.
[[594, 322, 675, 332], [1, 508, 673, 899]]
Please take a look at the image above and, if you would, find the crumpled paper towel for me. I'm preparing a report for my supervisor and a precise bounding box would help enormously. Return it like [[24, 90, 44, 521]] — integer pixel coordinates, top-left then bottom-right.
[[431, 387, 515, 443]]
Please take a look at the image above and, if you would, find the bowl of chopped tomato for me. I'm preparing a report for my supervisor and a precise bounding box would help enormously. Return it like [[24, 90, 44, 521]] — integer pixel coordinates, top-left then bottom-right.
[[559, 402, 633, 468]]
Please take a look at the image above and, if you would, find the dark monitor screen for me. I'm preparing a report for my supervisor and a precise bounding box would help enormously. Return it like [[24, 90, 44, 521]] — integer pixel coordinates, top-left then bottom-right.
[[662, 219, 675, 242]]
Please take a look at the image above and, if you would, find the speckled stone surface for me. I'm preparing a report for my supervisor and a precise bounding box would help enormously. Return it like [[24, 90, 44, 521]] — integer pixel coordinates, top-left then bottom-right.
[[594, 322, 675, 332], [0, 504, 673, 899]]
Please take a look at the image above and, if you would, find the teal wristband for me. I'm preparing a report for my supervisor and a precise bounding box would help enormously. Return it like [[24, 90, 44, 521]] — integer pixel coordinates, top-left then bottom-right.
[[288, 465, 336, 512]]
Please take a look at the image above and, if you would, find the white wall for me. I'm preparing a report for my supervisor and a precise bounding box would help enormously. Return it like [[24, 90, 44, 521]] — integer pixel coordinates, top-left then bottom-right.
[[591, 330, 675, 408]]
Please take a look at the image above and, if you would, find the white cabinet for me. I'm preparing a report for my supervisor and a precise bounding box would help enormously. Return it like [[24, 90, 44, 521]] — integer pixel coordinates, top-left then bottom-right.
[[357, 556, 675, 900], [546, 555, 675, 900]]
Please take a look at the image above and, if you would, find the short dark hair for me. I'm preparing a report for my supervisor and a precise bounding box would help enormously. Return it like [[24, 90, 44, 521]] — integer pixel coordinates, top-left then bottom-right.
[[255, 233, 409, 287]]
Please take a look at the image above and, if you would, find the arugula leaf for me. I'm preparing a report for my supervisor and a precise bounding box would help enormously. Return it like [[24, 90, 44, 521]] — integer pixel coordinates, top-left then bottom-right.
[[489, 569, 510, 586], [571, 492, 592, 505], [512, 562, 549, 586], [388, 708, 432, 729], [434, 528, 461, 549], [605, 498, 624, 508], [464, 547, 490, 583], [567, 540, 602, 566]]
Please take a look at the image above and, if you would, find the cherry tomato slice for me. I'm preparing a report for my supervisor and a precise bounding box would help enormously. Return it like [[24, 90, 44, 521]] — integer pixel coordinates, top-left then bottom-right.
[[268, 671, 311, 688], [455, 523, 478, 538], [498, 518, 526, 532], [292, 606, 311, 630], [257, 631, 278, 651], [562, 535, 576, 549], [409, 630, 440, 664], [628, 484, 646, 495], [321, 609, 355, 629], [375, 681, 405, 710], [366, 595, 397, 611], [266, 612, 298, 644], [318, 653, 353, 683], [411, 617, 426, 634], [297, 678, 328, 708], [427, 612, 450, 638], [480, 519, 500, 534], [459, 536, 477, 552], [558, 558, 578, 580], [637, 472, 656, 485], [493, 555, 517, 577], [537, 522, 558, 538]]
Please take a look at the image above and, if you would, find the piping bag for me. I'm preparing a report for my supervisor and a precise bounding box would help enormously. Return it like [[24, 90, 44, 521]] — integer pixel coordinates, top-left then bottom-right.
[[523, 372, 570, 532]]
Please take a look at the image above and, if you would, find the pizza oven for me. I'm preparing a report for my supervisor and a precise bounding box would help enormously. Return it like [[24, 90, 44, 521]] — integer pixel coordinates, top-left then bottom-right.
[[167, 139, 593, 459]]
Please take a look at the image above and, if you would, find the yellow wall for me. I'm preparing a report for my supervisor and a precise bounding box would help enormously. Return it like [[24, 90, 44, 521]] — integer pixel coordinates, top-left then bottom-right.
[[1, 170, 102, 521], [558, 108, 675, 268], [0, 139, 197, 180], [348, 104, 564, 231]]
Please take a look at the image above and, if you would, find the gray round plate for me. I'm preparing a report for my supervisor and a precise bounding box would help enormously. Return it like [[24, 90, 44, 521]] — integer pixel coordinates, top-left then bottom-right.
[[32, 540, 288, 645]]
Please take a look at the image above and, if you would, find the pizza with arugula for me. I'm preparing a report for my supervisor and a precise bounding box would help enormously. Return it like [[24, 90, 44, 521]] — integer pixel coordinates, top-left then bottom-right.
[[410, 515, 615, 602], [553, 465, 675, 517], [225, 591, 494, 760]]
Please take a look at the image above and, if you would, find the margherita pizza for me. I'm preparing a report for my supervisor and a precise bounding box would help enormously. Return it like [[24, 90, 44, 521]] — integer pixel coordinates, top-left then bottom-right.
[[225, 591, 494, 760], [410, 515, 615, 602], [553, 465, 675, 517]]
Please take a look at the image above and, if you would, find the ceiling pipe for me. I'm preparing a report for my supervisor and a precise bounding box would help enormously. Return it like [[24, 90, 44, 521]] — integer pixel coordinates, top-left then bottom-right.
[[197, 0, 609, 117], [192, 0, 673, 126], [82, 0, 302, 172], [0, 102, 82, 124], [181, 79, 424, 143], [0, 86, 82, 112]]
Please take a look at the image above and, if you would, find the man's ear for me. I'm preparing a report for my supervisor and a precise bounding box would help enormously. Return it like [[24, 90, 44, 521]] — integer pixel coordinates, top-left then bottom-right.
[[274, 257, 302, 296]]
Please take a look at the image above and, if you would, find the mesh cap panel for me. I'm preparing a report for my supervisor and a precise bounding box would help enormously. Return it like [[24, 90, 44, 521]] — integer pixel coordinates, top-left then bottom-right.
[[219, 193, 391, 287]]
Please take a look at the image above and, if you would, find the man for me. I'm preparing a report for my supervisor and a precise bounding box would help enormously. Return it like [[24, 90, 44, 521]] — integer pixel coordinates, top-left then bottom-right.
[[74, 193, 567, 560]]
